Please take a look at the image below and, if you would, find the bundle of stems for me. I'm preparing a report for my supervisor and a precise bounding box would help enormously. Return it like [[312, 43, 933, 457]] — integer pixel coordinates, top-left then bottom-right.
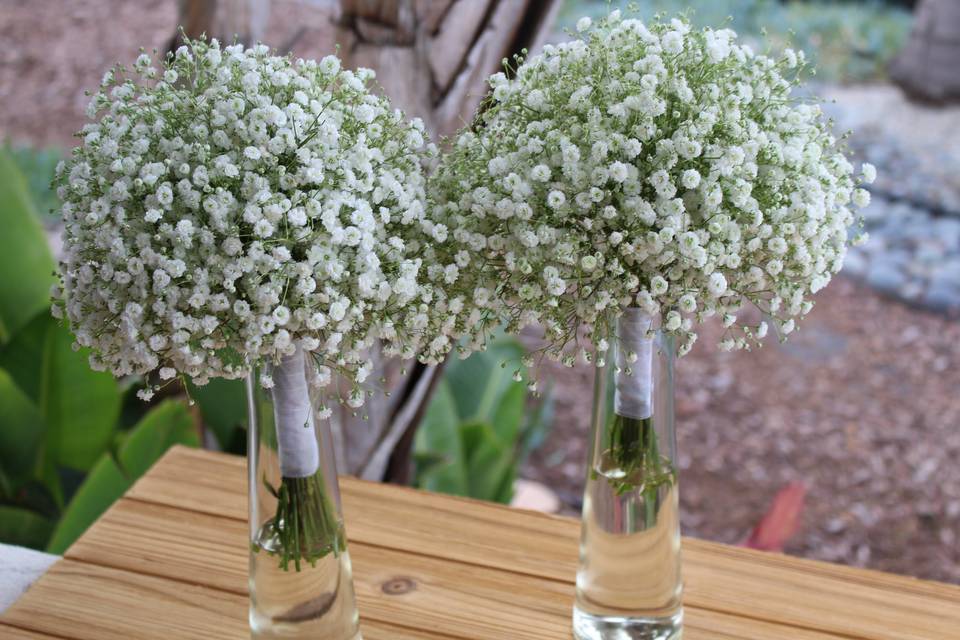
[[606, 413, 676, 528], [262, 470, 346, 572]]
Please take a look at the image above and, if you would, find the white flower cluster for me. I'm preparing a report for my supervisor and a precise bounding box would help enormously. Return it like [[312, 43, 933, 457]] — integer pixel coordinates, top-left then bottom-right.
[[433, 11, 873, 360], [52, 39, 464, 401]]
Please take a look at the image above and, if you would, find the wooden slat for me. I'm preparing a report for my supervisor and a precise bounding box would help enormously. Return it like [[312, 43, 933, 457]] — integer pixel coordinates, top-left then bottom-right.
[[2, 561, 245, 640], [0, 624, 60, 639], [127, 446, 583, 579], [63, 498, 569, 640], [53, 498, 836, 640], [0, 560, 461, 640], [125, 447, 960, 640]]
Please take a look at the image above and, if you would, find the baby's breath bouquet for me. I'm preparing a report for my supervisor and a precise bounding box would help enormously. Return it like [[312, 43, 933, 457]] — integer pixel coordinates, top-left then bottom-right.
[[52, 38, 460, 577], [434, 9, 873, 490], [433, 10, 874, 636]]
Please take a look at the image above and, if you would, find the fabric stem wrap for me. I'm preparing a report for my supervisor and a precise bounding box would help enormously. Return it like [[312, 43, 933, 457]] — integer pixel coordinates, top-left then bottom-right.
[[614, 308, 655, 420], [271, 345, 320, 478]]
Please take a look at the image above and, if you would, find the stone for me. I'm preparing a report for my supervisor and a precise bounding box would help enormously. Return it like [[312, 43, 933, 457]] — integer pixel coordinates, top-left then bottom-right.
[[924, 282, 960, 313], [842, 249, 868, 277], [510, 479, 560, 514], [915, 241, 946, 268], [934, 218, 960, 246], [866, 261, 907, 295]]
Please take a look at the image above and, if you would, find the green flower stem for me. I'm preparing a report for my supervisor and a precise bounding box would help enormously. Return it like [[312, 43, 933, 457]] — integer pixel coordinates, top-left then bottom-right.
[[261, 470, 346, 572], [607, 413, 674, 529]]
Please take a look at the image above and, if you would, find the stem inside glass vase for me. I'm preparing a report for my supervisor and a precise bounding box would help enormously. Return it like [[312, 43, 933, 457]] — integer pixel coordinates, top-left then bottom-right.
[[256, 346, 345, 572], [259, 471, 346, 571], [574, 308, 682, 640], [603, 414, 676, 526], [247, 346, 362, 640]]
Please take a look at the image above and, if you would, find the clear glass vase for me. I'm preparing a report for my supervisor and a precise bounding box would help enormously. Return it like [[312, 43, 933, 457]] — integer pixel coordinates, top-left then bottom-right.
[[246, 346, 362, 640], [573, 308, 683, 640]]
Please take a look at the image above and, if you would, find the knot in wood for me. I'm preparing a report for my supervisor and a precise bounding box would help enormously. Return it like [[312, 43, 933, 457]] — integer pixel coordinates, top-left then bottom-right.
[[381, 576, 417, 595]]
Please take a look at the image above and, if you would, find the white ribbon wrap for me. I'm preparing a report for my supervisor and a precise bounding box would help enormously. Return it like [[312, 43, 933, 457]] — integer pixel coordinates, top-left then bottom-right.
[[614, 308, 655, 420], [271, 345, 320, 478]]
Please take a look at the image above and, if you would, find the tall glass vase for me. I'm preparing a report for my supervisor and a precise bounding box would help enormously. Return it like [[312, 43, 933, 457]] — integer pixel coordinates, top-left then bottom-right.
[[574, 308, 682, 640], [246, 346, 362, 640]]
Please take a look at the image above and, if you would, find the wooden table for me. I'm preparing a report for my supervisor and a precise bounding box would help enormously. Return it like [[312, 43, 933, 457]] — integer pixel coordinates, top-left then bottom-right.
[[1, 446, 958, 639]]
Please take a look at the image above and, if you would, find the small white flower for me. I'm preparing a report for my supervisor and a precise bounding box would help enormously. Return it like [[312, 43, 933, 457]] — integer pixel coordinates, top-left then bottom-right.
[[664, 311, 682, 331], [708, 272, 727, 297], [756, 322, 769, 339], [681, 169, 701, 189], [852, 188, 871, 208], [547, 190, 566, 209], [531, 164, 551, 182], [650, 276, 668, 295], [661, 31, 684, 54], [576, 17, 592, 32], [272, 305, 291, 325], [319, 55, 341, 76]]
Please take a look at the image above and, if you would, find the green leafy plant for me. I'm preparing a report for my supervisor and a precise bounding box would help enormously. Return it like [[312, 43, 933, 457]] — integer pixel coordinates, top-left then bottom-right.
[[6, 144, 62, 221], [187, 377, 248, 453], [414, 334, 553, 503], [0, 148, 199, 553]]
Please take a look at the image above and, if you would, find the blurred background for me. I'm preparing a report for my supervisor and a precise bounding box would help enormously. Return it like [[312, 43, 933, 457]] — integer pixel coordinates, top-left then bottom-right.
[[1, 0, 958, 584]]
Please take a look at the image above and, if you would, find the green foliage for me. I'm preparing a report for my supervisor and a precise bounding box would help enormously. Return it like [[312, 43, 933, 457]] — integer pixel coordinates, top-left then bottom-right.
[[0, 505, 54, 548], [46, 401, 198, 554], [40, 315, 123, 472], [0, 369, 45, 493], [188, 377, 248, 453], [560, 0, 913, 83], [0, 153, 198, 553], [0, 149, 56, 343], [414, 334, 553, 504], [6, 145, 62, 221]]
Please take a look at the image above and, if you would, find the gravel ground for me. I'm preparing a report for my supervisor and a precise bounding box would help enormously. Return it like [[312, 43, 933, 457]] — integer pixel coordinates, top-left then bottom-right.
[[822, 84, 960, 315], [3, 0, 959, 585]]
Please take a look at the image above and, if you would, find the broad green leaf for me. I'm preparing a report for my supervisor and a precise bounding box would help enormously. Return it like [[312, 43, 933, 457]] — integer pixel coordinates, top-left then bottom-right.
[[0, 311, 55, 402], [446, 334, 525, 423], [517, 383, 555, 463], [0, 368, 44, 492], [461, 421, 515, 504], [46, 400, 198, 553], [411, 450, 449, 479], [0, 149, 56, 344], [414, 381, 466, 496], [45, 455, 126, 554], [7, 145, 62, 221], [40, 322, 121, 471], [0, 505, 54, 549], [118, 400, 198, 477], [188, 377, 247, 451], [490, 380, 525, 445]]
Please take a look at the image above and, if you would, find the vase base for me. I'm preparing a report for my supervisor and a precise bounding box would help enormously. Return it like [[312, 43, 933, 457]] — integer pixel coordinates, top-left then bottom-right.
[[573, 606, 682, 640], [250, 617, 362, 640]]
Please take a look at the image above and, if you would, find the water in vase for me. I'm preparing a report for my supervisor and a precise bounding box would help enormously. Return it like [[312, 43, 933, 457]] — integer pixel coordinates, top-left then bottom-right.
[[574, 454, 683, 640], [250, 520, 362, 640]]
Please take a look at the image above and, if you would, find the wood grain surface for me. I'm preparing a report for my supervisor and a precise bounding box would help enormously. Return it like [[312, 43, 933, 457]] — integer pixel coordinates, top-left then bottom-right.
[[2, 446, 958, 639]]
